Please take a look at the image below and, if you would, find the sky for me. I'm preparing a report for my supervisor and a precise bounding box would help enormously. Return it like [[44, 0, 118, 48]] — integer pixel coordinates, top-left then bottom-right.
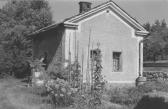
[[0, 0, 168, 25]]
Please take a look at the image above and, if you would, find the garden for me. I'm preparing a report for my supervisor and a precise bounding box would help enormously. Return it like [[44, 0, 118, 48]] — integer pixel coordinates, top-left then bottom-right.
[[7, 47, 168, 109], [1, 0, 168, 109]]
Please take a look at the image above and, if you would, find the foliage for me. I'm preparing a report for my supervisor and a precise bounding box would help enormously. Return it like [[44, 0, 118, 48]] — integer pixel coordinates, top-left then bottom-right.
[[109, 81, 168, 106], [45, 78, 74, 107], [134, 91, 168, 109], [48, 59, 82, 88], [70, 60, 81, 88], [43, 60, 82, 107], [143, 40, 162, 62], [90, 48, 105, 108], [0, 0, 53, 78], [73, 92, 91, 109], [143, 20, 168, 61], [29, 47, 105, 109], [73, 48, 105, 109], [30, 59, 75, 107]]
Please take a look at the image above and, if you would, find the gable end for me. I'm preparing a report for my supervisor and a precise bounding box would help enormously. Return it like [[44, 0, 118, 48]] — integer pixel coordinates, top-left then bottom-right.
[[64, 1, 149, 36]]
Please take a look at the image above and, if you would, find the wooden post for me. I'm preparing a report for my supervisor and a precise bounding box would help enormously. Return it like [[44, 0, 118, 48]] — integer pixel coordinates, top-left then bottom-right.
[[77, 40, 79, 61], [91, 43, 94, 92], [68, 34, 71, 84], [86, 28, 92, 91], [81, 48, 84, 93], [75, 30, 77, 60]]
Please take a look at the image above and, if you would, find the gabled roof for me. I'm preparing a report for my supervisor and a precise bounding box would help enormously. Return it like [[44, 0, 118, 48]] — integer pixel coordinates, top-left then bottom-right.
[[30, 0, 149, 36]]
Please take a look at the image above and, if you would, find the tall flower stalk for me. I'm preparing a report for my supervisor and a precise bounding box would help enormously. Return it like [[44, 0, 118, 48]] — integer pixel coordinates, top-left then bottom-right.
[[90, 48, 104, 108]]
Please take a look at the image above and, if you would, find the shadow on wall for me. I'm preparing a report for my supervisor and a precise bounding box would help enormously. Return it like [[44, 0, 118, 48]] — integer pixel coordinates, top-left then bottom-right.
[[33, 24, 65, 69], [134, 92, 168, 109]]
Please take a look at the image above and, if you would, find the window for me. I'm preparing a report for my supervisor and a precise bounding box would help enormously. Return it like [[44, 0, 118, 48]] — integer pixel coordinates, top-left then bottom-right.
[[90, 50, 97, 58], [113, 52, 122, 72]]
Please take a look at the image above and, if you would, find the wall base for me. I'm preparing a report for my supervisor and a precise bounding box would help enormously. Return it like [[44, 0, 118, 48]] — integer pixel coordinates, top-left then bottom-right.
[[136, 76, 147, 86]]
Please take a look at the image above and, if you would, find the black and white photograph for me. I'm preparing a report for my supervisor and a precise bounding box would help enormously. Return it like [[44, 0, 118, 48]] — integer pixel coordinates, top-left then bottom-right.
[[0, 0, 168, 109]]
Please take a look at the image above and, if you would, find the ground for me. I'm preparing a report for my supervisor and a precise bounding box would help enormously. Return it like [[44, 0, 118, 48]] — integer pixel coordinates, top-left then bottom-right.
[[0, 78, 127, 109], [0, 78, 53, 109]]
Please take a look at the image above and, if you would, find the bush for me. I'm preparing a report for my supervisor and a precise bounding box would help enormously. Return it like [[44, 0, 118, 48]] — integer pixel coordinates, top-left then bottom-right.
[[109, 81, 168, 106], [45, 78, 74, 107], [134, 91, 168, 109]]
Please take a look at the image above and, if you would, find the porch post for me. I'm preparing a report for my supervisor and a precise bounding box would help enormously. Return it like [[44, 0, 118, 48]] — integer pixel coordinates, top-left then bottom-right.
[[139, 41, 143, 77]]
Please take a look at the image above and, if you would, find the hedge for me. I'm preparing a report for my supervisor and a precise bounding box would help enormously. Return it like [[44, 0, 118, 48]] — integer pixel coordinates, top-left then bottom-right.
[[134, 91, 168, 109], [109, 81, 168, 106]]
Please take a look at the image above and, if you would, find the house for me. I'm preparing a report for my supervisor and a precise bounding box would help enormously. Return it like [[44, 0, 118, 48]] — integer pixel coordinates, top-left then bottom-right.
[[30, 1, 149, 85]]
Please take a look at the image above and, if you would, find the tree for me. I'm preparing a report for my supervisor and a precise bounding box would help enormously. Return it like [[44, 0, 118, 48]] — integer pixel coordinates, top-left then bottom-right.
[[161, 19, 167, 28], [164, 43, 168, 56], [144, 40, 162, 62], [0, 0, 53, 78], [143, 22, 151, 32], [143, 20, 168, 61]]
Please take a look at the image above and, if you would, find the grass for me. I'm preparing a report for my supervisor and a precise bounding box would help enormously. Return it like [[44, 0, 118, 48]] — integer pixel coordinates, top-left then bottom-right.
[[107, 80, 168, 109], [2, 78, 168, 109], [0, 78, 54, 109], [0, 78, 130, 109], [134, 91, 168, 109]]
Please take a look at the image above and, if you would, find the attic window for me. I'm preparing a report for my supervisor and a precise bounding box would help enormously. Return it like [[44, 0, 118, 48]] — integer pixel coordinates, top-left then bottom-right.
[[106, 10, 109, 13]]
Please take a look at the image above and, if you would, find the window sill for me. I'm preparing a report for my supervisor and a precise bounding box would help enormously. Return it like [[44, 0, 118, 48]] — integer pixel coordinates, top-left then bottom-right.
[[112, 71, 123, 73]]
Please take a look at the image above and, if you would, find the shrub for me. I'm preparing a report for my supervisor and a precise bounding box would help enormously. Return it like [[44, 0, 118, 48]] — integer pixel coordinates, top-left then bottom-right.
[[73, 92, 91, 109], [134, 91, 168, 109], [109, 80, 168, 106], [45, 78, 74, 107], [73, 92, 107, 109]]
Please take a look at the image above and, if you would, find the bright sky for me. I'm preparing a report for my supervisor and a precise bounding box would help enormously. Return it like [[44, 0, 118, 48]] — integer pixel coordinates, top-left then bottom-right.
[[0, 0, 168, 25]]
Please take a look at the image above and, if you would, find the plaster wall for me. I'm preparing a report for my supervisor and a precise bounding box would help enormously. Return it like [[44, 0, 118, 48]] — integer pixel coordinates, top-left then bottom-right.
[[65, 10, 141, 83]]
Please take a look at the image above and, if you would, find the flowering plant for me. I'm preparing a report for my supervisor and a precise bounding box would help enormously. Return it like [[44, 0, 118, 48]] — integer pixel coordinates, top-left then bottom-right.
[[45, 78, 75, 106]]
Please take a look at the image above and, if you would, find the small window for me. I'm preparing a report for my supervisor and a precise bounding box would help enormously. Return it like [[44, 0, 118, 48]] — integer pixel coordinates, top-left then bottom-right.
[[90, 50, 97, 58], [113, 52, 122, 72]]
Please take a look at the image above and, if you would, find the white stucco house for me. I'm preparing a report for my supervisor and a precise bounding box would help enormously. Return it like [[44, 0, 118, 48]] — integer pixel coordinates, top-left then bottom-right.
[[30, 1, 149, 85]]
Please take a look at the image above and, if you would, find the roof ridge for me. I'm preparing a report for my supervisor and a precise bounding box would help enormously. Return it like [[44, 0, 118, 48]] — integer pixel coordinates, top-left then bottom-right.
[[63, 1, 111, 22], [30, 1, 111, 36], [30, 0, 148, 36]]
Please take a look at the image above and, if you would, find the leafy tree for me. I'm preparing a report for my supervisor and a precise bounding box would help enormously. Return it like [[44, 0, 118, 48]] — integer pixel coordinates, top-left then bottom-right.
[[143, 20, 168, 61], [164, 43, 168, 56], [0, 0, 53, 78], [161, 19, 167, 28], [143, 22, 151, 32], [151, 20, 161, 32]]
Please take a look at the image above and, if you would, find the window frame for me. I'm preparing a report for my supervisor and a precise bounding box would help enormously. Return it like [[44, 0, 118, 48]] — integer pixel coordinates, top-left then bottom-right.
[[112, 51, 122, 72]]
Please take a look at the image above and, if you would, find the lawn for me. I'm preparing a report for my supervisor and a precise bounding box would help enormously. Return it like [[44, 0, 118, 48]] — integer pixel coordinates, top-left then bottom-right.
[[0, 78, 128, 109], [0, 78, 54, 109]]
